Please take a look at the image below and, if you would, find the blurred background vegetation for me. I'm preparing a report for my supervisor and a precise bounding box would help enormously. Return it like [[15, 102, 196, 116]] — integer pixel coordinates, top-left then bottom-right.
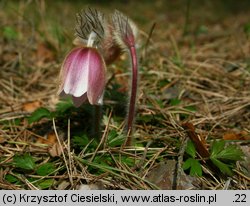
[[0, 0, 249, 190]]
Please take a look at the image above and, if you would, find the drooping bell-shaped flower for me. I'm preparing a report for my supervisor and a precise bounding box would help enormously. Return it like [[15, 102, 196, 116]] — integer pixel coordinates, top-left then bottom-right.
[[58, 8, 107, 107], [58, 46, 106, 107]]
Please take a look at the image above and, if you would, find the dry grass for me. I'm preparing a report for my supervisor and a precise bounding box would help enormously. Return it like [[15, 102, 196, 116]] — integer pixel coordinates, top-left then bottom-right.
[[0, 0, 249, 190]]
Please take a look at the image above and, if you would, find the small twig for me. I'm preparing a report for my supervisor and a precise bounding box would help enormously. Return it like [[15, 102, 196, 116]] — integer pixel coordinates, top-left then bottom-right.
[[223, 178, 231, 190], [74, 155, 159, 189], [173, 137, 188, 190], [233, 169, 250, 182], [67, 119, 74, 187], [52, 118, 73, 186], [142, 146, 169, 179], [134, 140, 152, 171], [141, 22, 156, 62]]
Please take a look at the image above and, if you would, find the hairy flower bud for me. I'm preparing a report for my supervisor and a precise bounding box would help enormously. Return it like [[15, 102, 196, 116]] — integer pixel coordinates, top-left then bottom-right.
[[112, 10, 138, 49]]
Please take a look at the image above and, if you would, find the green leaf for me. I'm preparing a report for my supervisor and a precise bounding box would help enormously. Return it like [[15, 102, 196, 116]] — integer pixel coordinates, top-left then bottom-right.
[[5, 174, 22, 185], [190, 159, 202, 176], [73, 135, 88, 146], [196, 25, 209, 35], [73, 135, 88, 148], [244, 23, 250, 35], [137, 115, 154, 123], [185, 140, 196, 158], [185, 105, 196, 112], [210, 140, 244, 176], [214, 144, 244, 161], [107, 130, 125, 147], [56, 99, 74, 113], [49, 23, 65, 44], [157, 79, 170, 88], [120, 156, 135, 167], [5, 174, 19, 183], [28, 107, 52, 124], [3, 26, 18, 40], [183, 158, 202, 176], [210, 157, 233, 176], [36, 179, 54, 189], [210, 140, 225, 157], [92, 155, 113, 170], [13, 154, 36, 170], [172, 56, 183, 67], [170, 98, 181, 106], [72, 135, 98, 150], [156, 99, 164, 108], [183, 158, 192, 170], [36, 163, 56, 176], [210, 140, 244, 161]]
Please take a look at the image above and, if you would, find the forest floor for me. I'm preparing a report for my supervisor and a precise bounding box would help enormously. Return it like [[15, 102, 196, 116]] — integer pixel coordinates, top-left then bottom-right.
[[0, 0, 250, 190]]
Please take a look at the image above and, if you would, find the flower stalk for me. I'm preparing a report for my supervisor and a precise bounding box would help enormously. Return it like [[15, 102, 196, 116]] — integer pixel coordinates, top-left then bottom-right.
[[126, 45, 138, 143], [112, 10, 139, 145]]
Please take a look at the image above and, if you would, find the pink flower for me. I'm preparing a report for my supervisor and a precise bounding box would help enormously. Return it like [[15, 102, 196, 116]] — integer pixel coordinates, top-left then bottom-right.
[[58, 8, 107, 107], [58, 47, 106, 107]]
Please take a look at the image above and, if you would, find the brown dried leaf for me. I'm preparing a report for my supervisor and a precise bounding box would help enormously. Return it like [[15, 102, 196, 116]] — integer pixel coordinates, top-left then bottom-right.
[[223, 131, 250, 140], [46, 132, 57, 145], [36, 132, 57, 146], [146, 160, 199, 189], [48, 142, 62, 157], [36, 137, 48, 144], [22, 101, 42, 112]]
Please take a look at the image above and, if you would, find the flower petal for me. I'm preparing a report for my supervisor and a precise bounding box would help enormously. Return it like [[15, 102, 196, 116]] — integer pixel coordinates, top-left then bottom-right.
[[72, 93, 88, 107], [59, 90, 68, 98], [62, 47, 90, 97], [57, 49, 78, 95], [87, 48, 106, 104]]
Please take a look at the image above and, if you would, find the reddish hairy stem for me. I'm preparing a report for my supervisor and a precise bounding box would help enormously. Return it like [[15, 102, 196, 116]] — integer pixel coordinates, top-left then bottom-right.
[[126, 46, 138, 145]]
